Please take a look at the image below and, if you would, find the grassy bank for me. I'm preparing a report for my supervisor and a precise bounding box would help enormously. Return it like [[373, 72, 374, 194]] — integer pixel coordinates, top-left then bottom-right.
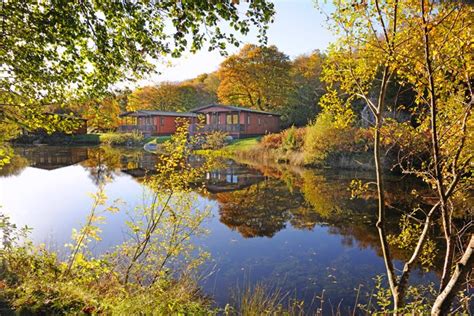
[[195, 137, 261, 157], [196, 123, 411, 171]]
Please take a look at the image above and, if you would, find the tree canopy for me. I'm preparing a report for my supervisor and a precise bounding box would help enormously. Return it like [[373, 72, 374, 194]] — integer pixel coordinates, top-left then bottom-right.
[[0, 1, 274, 125], [0, 0, 275, 163], [127, 82, 217, 112], [217, 44, 292, 113], [124, 47, 328, 127]]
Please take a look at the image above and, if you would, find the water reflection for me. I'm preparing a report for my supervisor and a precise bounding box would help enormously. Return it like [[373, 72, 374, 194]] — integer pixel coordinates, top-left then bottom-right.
[[0, 145, 438, 311], [205, 163, 265, 193], [17, 146, 89, 170], [216, 178, 296, 238]]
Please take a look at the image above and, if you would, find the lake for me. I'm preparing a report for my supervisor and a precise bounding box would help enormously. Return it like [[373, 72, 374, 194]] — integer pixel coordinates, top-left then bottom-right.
[[0, 145, 438, 312]]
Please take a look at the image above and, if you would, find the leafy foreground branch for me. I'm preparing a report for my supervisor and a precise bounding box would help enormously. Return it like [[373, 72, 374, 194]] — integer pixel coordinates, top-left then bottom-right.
[[0, 122, 215, 314]]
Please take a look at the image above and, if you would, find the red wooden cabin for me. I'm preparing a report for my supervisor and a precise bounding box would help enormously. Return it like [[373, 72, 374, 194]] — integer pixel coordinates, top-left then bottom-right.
[[118, 110, 198, 136], [118, 105, 281, 138], [191, 104, 280, 138]]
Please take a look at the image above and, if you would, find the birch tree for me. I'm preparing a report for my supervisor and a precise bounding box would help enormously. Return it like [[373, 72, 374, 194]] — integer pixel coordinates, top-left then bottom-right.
[[320, 0, 473, 313]]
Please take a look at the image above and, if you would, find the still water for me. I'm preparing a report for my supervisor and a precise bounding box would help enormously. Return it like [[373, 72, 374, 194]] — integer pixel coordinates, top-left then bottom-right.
[[0, 145, 436, 311]]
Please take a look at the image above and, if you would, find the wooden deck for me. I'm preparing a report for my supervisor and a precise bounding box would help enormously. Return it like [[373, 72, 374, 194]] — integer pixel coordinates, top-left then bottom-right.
[[118, 125, 154, 134]]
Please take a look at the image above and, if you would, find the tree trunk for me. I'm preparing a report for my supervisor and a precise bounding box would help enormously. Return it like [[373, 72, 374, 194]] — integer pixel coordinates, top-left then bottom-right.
[[440, 231, 455, 291], [431, 235, 474, 315], [374, 112, 401, 312]]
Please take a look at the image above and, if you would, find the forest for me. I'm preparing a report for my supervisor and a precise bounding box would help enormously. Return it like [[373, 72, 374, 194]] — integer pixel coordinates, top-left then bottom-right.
[[46, 44, 325, 132]]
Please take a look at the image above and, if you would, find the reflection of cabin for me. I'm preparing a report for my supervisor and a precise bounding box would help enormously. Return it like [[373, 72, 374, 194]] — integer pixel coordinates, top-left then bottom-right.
[[191, 104, 281, 138], [118, 110, 198, 136], [16, 146, 89, 170], [205, 163, 265, 193], [119, 152, 158, 177], [118, 105, 281, 138]]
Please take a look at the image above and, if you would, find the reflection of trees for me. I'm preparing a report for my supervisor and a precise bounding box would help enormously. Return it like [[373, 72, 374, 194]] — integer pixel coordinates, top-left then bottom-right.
[[0, 153, 29, 177], [299, 171, 350, 219], [214, 160, 444, 270], [80, 146, 123, 185], [216, 178, 305, 238], [81, 146, 160, 184], [215, 168, 382, 239]]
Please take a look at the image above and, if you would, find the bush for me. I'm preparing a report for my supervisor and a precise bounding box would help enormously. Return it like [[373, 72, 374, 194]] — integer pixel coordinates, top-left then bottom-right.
[[303, 113, 356, 165], [0, 247, 212, 315], [99, 132, 144, 146], [260, 133, 283, 149], [201, 131, 229, 150], [282, 126, 306, 152], [260, 127, 305, 152], [0, 125, 214, 315]]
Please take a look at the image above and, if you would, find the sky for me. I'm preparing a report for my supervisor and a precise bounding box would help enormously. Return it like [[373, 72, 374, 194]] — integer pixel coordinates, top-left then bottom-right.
[[140, 0, 336, 86]]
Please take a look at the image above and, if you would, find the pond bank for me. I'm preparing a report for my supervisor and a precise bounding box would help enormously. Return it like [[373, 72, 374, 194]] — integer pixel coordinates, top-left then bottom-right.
[[196, 136, 393, 172]]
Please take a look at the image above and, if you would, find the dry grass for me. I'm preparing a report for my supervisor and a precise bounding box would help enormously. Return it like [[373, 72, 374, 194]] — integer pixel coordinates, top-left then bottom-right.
[[229, 283, 306, 316]]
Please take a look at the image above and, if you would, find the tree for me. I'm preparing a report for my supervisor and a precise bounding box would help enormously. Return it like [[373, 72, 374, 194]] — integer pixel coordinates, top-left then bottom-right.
[[320, 0, 472, 313], [127, 82, 216, 112], [183, 72, 221, 97], [286, 51, 326, 126], [0, 0, 275, 162], [74, 96, 121, 132], [127, 86, 164, 111], [395, 1, 473, 313], [217, 44, 292, 113]]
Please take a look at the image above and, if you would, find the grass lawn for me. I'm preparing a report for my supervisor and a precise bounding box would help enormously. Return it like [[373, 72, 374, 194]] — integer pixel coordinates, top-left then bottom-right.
[[194, 136, 261, 157], [144, 136, 172, 144], [223, 137, 260, 153]]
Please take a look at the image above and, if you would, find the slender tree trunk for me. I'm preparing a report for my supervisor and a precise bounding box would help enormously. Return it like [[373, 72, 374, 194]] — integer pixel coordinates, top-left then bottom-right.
[[374, 114, 401, 312], [420, 0, 455, 293], [372, 66, 402, 312], [440, 229, 455, 291], [431, 235, 474, 315]]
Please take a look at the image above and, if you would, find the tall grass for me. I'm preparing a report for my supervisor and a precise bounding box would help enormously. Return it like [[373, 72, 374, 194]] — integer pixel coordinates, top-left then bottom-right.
[[229, 283, 306, 316], [99, 131, 144, 146]]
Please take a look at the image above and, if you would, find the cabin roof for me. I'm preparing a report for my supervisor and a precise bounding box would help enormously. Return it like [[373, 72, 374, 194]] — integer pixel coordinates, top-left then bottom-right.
[[119, 110, 198, 118], [191, 104, 281, 116]]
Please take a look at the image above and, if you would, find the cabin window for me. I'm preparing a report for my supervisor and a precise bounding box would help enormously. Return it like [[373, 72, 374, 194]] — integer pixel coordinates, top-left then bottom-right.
[[212, 113, 219, 125], [227, 114, 239, 125], [160, 117, 165, 126], [258, 118, 262, 125], [247, 115, 251, 125]]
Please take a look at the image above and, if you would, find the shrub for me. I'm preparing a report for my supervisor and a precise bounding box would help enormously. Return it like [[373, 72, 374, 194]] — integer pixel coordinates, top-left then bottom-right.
[[201, 131, 229, 150], [303, 113, 356, 165], [100, 132, 144, 146], [260, 128, 306, 152], [260, 133, 283, 150], [282, 126, 306, 152]]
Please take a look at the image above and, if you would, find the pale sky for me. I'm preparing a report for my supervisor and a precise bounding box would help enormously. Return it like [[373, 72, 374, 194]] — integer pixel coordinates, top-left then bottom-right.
[[139, 0, 335, 86]]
